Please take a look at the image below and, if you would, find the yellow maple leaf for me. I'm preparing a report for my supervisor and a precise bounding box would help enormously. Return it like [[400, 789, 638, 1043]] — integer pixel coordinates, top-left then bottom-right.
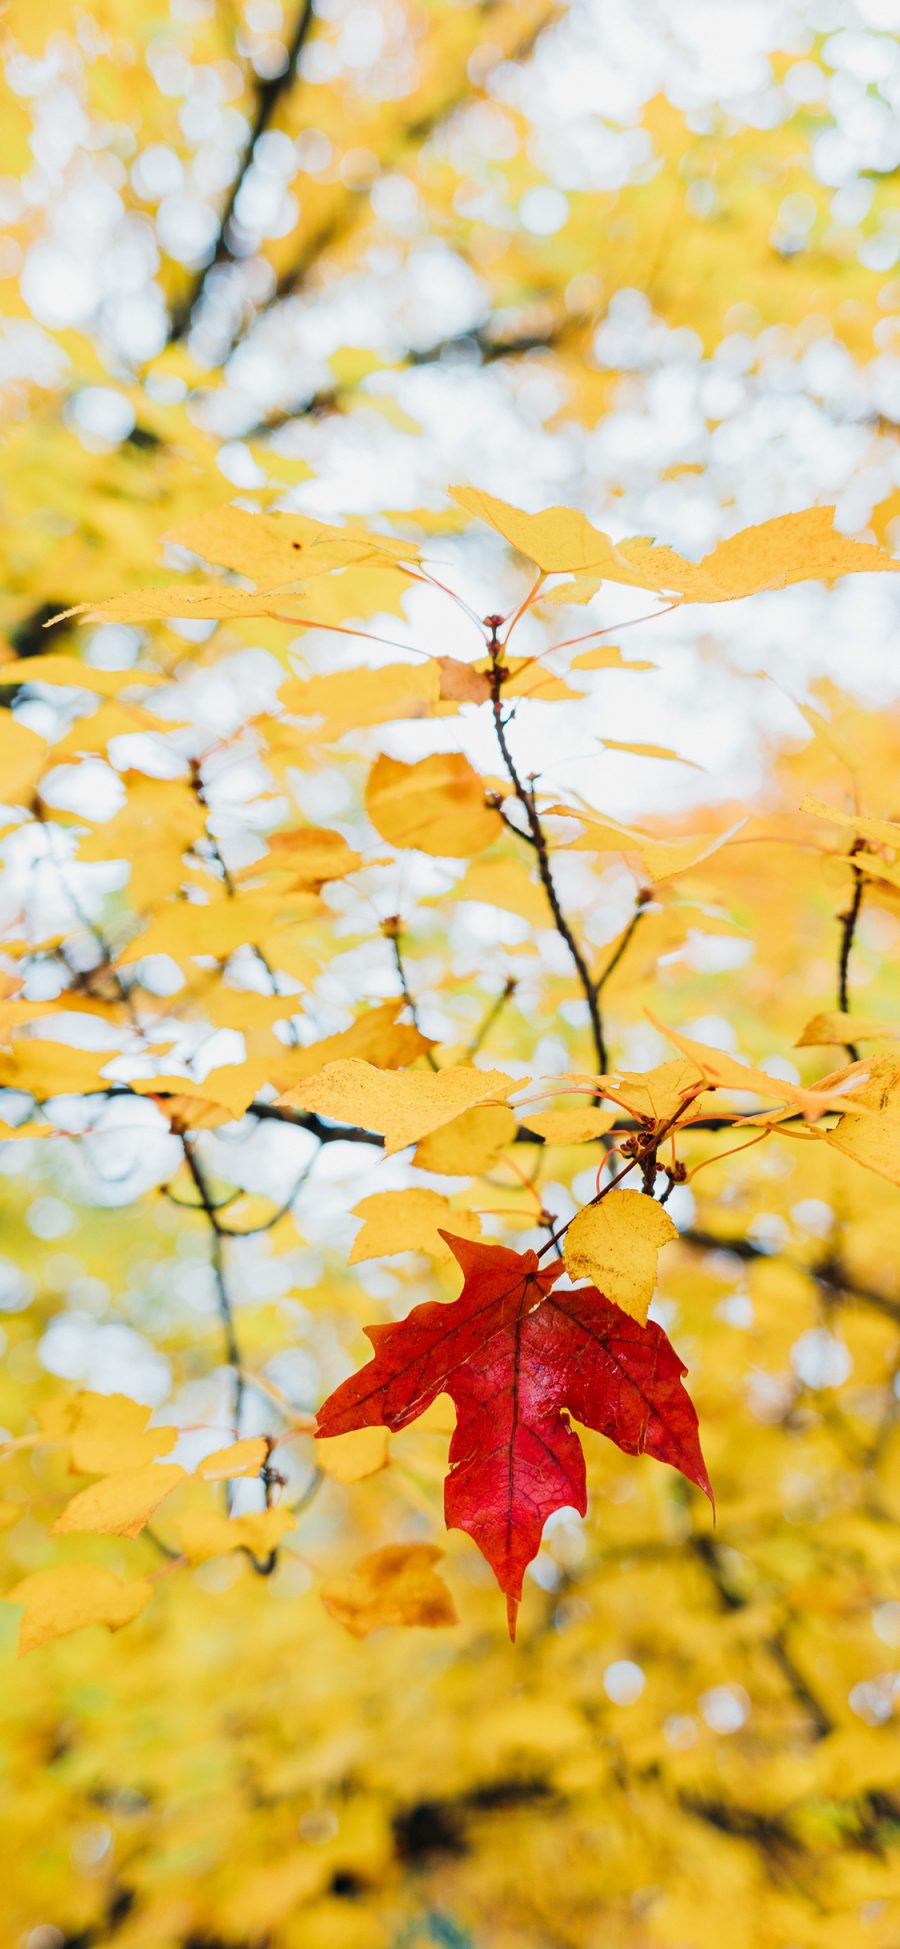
[[283, 1058, 516, 1154], [51, 1463, 187, 1539], [366, 751, 501, 857], [349, 1189, 481, 1263], [65, 1391, 178, 1475], [5, 1564, 153, 1656], [563, 1189, 678, 1324]]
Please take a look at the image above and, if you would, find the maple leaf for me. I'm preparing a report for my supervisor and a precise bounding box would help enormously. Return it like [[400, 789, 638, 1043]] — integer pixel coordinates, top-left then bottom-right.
[[317, 1234, 711, 1636]]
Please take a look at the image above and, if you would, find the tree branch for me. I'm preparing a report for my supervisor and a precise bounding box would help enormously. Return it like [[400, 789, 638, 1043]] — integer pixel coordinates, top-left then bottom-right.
[[487, 632, 608, 1076], [168, 0, 317, 342], [837, 846, 865, 1062]]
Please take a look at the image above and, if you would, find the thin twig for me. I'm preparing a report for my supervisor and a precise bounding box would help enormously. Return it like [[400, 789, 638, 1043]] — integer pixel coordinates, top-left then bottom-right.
[[466, 977, 517, 1059], [382, 916, 437, 1068], [180, 1137, 243, 1427], [594, 894, 651, 995]]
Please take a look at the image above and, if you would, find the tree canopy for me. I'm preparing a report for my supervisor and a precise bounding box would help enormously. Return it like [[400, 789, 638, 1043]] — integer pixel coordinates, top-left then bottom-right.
[[3, 3, 900, 1946]]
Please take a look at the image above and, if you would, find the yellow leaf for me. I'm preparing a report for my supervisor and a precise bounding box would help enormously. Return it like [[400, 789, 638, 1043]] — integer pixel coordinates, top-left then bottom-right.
[[569, 646, 656, 672], [348, 1189, 481, 1263], [0, 714, 46, 806], [450, 487, 633, 574], [127, 1066, 272, 1121], [197, 1438, 268, 1482], [66, 1391, 178, 1475], [5, 1564, 153, 1655], [283, 1059, 516, 1155], [282, 661, 438, 738], [826, 1055, 900, 1188], [175, 1503, 294, 1564], [695, 507, 900, 600], [168, 504, 419, 576], [320, 1543, 458, 1637], [649, 1015, 871, 1122], [0, 1041, 123, 1100], [795, 1012, 900, 1048], [118, 894, 318, 967], [316, 1428, 390, 1482], [240, 824, 362, 889], [520, 1108, 617, 1144], [51, 1463, 186, 1539], [0, 654, 162, 695], [573, 1059, 708, 1125], [437, 656, 492, 703], [430, 857, 550, 928], [452, 491, 900, 598], [800, 797, 900, 852], [546, 802, 743, 883], [414, 1103, 518, 1174], [274, 1002, 433, 1096], [562, 1189, 678, 1324], [599, 737, 702, 769], [0, 1501, 22, 1531], [365, 752, 501, 857]]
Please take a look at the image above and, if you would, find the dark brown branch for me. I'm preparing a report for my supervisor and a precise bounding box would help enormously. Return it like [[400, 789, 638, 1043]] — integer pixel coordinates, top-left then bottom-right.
[[837, 848, 865, 1061], [487, 637, 608, 1076], [224, 5, 558, 360], [169, 0, 317, 341]]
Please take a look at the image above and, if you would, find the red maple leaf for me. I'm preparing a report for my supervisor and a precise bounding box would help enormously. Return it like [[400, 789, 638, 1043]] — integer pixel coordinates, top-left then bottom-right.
[[317, 1233, 712, 1636]]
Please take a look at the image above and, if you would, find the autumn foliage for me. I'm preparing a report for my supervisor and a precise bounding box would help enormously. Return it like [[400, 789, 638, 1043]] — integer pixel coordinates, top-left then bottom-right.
[[4, 3, 900, 1946]]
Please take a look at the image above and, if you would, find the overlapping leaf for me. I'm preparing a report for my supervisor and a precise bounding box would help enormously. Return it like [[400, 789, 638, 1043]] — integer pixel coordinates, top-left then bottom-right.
[[317, 1235, 711, 1634]]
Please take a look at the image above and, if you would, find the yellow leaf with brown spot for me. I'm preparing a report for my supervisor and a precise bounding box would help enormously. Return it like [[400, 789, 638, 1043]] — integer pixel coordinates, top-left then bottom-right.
[[320, 1543, 458, 1637], [826, 1055, 900, 1188]]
